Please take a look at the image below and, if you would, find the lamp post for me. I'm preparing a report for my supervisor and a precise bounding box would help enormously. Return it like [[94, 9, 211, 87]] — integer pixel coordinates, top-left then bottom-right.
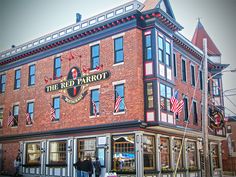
[[208, 68, 236, 81]]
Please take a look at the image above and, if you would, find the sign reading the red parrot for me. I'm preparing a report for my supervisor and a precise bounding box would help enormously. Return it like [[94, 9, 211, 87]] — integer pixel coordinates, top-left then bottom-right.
[[45, 66, 110, 104]]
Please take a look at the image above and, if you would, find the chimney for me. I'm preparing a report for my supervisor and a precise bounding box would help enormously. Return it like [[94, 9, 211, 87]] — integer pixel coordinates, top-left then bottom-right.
[[76, 13, 82, 23]]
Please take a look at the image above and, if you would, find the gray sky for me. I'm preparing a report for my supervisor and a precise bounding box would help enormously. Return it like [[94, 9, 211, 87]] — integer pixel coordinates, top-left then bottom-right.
[[0, 0, 236, 116]]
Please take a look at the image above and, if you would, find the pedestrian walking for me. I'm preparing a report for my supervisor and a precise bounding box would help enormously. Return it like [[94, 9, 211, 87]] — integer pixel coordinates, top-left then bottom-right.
[[93, 157, 101, 177]]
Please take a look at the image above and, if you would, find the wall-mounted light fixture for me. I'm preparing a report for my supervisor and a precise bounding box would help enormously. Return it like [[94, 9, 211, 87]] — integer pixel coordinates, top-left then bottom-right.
[[159, 144, 164, 151], [68, 146, 72, 152], [40, 147, 45, 153], [173, 145, 178, 152]]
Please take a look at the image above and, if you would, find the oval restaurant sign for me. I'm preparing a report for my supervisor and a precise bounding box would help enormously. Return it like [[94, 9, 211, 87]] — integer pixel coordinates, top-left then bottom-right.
[[45, 67, 110, 104]]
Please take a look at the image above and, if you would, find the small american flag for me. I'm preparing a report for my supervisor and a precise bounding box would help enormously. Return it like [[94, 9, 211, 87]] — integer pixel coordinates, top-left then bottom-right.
[[92, 100, 98, 117], [175, 100, 184, 114], [25, 112, 32, 125], [170, 90, 179, 113], [160, 100, 165, 109], [8, 111, 15, 127], [114, 95, 122, 113], [50, 104, 56, 121]]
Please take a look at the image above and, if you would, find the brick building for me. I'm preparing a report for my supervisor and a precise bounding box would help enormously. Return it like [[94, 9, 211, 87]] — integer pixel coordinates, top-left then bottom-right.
[[222, 116, 236, 174], [0, 0, 227, 177]]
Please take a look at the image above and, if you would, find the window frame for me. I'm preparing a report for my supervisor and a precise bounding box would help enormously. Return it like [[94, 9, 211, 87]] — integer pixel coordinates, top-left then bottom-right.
[[54, 57, 61, 79], [183, 97, 189, 121], [173, 139, 183, 169], [199, 70, 203, 90], [143, 135, 156, 170], [165, 41, 171, 67], [212, 78, 220, 96], [77, 138, 96, 161], [91, 44, 100, 70], [90, 89, 100, 116], [146, 82, 154, 109], [181, 59, 187, 82], [27, 102, 34, 123], [114, 37, 124, 64], [192, 100, 198, 125], [25, 142, 41, 166], [187, 141, 197, 169], [14, 69, 21, 89], [53, 97, 60, 120], [173, 53, 177, 78], [12, 105, 19, 127], [0, 74, 6, 93], [160, 137, 170, 169], [190, 64, 196, 87], [114, 84, 125, 112], [28, 64, 36, 86], [49, 140, 67, 166], [145, 34, 152, 60], [160, 83, 172, 112]]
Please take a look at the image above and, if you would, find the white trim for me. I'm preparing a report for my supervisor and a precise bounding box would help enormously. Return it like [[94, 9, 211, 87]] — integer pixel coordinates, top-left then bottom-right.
[[54, 53, 62, 58], [51, 94, 61, 99], [113, 111, 125, 115], [113, 62, 124, 67], [12, 102, 20, 106], [89, 115, 100, 119], [112, 80, 126, 86], [0, 71, 6, 75], [89, 41, 100, 46], [0, 105, 4, 109], [14, 66, 22, 70], [47, 137, 68, 142], [112, 32, 125, 39], [26, 99, 35, 103], [89, 85, 101, 90], [28, 62, 36, 66]]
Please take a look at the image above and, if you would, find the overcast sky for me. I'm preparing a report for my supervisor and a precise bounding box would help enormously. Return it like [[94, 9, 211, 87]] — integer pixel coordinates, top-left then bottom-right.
[[0, 0, 236, 116]]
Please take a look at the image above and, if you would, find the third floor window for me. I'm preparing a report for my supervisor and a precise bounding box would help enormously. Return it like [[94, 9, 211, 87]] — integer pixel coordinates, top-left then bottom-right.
[[29, 64, 35, 86], [14, 69, 21, 89], [181, 59, 187, 82], [0, 74, 6, 93], [114, 37, 124, 64], [91, 45, 100, 70], [54, 57, 61, 79]]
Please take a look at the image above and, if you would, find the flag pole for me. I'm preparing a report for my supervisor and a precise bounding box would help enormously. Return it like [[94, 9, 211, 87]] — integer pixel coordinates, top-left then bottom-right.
[[202, 38, 211, 177]]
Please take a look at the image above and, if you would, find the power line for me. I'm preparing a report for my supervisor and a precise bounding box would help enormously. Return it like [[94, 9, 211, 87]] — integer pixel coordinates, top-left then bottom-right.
[[224, 95, 236, 108]]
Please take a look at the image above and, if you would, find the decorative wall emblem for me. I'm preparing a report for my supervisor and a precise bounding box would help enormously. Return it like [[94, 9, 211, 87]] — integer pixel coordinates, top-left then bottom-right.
[[209, 110, 225, 130], [45, 66, 110, 104]]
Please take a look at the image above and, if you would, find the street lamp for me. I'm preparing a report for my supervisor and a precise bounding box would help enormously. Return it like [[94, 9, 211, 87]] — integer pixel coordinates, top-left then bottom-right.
[[208, 68, 236, 81]]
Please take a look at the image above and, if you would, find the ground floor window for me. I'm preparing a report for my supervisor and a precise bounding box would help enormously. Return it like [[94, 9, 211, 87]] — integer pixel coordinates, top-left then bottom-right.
[[26, 143, 41, 166], [212, 144, 219, 169], [173, 139, 183, 169], [143, 135, 155, 170], [112, 135, 135, 172], [160, 137, 170, 170], [187, 141, 197, 170], [78, 138, 96, 161], [49, 141, 67, 165]]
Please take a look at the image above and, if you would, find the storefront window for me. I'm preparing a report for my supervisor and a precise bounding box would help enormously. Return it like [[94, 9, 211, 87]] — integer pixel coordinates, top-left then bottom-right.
[[212, 144, 219, 169], [160, 137, 170, 169], [187, 141, 197, 169], [26, 143, 41, 165], [112, 135, 135, 172], [78, 138, 96, 161], [173, 139, 183, 169], [49, 141, 67, 165], [143, 135, 155, 170]]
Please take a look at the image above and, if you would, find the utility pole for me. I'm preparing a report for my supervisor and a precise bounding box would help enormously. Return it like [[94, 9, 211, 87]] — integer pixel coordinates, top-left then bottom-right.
[[202, 38, 211, 177]]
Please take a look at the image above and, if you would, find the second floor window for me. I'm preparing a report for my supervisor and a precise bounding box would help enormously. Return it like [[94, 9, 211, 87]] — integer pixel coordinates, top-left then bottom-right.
[[29, 64, 36, 86], [146, 82, 154, 109], [27, 102, 34, 122], [0, 108, 3, 128], [191, 65, 195, 86], [13, 105, 19, 127], [114, 37, 124, 63], [145, 35, 152, 60], [183, 97, 188, 121], [54, 57, 61, 79], [193, 101, 198, 124], [181, 59, 187, 82], [91, 45, 100, 70], [114, 84, 125, 112], [53, 97, 60, 120], [0, 74, 6, 93], [160, 84, 172, 111], [91, 89, 100, 116], [14, 69, 21, 89]]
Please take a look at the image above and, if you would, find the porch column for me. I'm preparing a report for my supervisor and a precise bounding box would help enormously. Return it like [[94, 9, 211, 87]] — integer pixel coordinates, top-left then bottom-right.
[[156, 134, 161, 176], [106, 133, 112, 172], [41, 139, 47, 176], [135, 131, 144, 177], [67, 137, 74, 177]]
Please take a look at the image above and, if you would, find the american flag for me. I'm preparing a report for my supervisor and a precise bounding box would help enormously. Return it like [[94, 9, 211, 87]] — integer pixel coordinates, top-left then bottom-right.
[[160, 100, 165, 109], [114, 95, 122, 113], [92, 100, 98, 117], [170, 90, 184, 114], [50, 104, 56, 121], [8, 111, 15, 127], [170, 90, 179, 112], [25, 112, 32, 125]]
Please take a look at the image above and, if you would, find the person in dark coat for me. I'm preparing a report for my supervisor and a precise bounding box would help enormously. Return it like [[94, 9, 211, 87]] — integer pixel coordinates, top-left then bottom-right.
[[93, 157, 101, 177], [74, 158, 82, 177], [80, 156, 93, 177]]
